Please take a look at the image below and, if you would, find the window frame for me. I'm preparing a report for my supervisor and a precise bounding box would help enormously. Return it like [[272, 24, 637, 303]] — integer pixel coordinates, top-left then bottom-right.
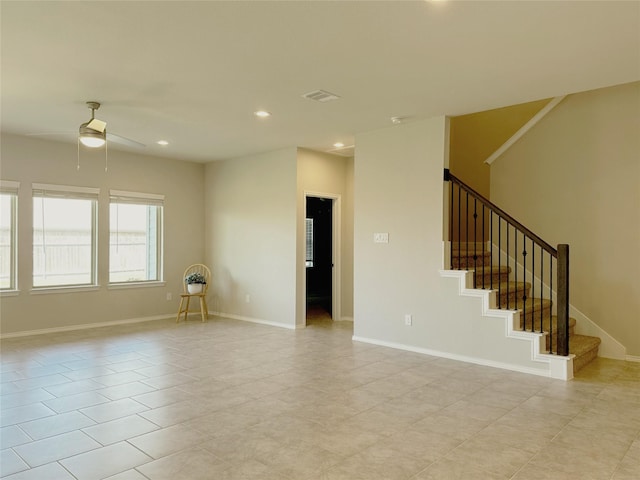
[[305, 217, 314, 268], [1, 181, 19, 292], [31, 183, 99, 291], [108, 189, 164, 287]]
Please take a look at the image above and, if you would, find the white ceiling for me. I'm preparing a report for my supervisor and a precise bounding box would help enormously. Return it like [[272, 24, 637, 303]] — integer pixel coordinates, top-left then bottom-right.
[[1, 1, 638, 163]]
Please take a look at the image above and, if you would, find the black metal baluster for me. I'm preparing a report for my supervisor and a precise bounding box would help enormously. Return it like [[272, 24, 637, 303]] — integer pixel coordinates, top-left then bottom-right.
[[490, 210, 493, 290], [473, 198, 477, 287], [522, 236, 528, 331], [531, 239, 535, 332], [498, 218, 502, 308], [506, 222, 510, 310], [540, 248, 544, 333], [482, 204, 486, 289], [465, 191, 469, 269], [449, 179, 454, 270], [549, 256, 552, 353], [515, 228, 518, 319], [458, 185, 461, 270]]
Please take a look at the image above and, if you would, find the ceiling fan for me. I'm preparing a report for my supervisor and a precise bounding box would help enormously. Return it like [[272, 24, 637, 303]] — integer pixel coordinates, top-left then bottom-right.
[[28, 101, 146, 149]]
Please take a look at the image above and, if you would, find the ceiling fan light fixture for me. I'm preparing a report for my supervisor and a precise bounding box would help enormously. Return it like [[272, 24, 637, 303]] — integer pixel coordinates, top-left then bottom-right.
[[79, 124, 106, 148]]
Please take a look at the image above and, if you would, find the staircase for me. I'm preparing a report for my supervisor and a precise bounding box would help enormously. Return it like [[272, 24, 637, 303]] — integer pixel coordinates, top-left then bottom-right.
[[452, 242, 601, 374]]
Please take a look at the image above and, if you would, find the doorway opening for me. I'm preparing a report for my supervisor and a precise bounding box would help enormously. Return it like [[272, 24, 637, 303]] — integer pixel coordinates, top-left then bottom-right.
[[305, 195, 337, 325]]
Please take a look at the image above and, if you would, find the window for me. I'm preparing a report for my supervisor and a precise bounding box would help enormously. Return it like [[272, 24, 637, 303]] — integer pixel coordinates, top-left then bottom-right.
[[32, 184, 98, 288], [109, 190, 163, 284], [306, 218, 313, 267], [1, 181, 19, 290]]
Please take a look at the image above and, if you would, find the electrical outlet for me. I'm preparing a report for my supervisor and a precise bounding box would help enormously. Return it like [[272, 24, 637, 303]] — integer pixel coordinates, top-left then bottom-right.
[[245, 294, 251, 303], [166, 292, 172, 301], [374, 233, 389, 243], [404, 314, 412, 326]]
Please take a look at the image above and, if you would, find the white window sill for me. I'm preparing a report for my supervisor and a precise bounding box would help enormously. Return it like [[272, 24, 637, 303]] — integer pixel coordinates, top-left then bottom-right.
[[0, 289, 20, 297], [109, 281, 165, 290], [31, 285, 101, 295]]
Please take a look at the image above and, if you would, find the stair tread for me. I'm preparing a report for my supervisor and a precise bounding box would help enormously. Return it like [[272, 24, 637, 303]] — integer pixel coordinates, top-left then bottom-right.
[[499, 296, 552, 311], [471, 265, 510, 274], [521, 315, 577, 331], [570, 334, 601, 356], [495, 281, 531, 290]]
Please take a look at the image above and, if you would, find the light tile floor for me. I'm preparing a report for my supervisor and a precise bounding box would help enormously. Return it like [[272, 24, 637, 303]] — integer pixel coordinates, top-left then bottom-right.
[[1, 316, 639, 479]]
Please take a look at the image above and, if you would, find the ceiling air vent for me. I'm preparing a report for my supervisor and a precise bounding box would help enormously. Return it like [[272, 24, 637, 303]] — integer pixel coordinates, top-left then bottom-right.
[[302, 90, 341, 102]]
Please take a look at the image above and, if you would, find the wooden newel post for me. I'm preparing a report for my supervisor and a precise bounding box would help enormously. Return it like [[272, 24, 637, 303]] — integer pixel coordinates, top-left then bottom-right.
[[557, 244, 570, 356]]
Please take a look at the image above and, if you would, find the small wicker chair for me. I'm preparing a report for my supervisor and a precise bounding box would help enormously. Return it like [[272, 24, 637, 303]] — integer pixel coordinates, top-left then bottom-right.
[[176, 264, 211, 323]]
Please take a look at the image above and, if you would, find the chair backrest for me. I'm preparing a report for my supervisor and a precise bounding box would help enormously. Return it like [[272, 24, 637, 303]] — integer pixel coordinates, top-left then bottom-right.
[[182, 264, 211, 294]]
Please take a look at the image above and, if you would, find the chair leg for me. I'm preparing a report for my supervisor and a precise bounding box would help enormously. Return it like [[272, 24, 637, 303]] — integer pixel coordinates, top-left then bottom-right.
[[184, 296, 191, 321], [176, 297, 185, 323], [200, 295, 209, 323], [202, 296, 209, 318]]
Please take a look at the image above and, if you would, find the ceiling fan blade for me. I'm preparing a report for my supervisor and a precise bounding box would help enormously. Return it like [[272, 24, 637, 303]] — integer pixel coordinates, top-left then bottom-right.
[[87, 118, 106, 133], [107, 132, 146, 148], [26, 132, 75, 137]]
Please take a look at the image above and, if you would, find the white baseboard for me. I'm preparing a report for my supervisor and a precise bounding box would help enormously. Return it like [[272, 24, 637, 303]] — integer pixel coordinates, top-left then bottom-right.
[[0, 314, 175, 339], [211, 311, 296, 330], [625, 355, 640, 363], [352, 335, 560, 379]]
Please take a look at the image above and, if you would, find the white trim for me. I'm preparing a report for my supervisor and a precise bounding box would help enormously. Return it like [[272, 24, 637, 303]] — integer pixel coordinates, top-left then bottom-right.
[[211, 311, 296, 330], [484, 96, 566, 165], [109, 189, 164, 204], [31, 285, 101, 295], [0, 314, 174, 339], [32, 183, 99, 197], [108, 281, 166, 290], [0, 180, 20, 193], [625, 355, 640, 363], [352, 335, 563, 379], [0, 289, 19, 297]]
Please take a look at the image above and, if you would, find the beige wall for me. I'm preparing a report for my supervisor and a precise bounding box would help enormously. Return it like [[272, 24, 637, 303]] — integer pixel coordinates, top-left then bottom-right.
[[296, 148, 354, 325], [448, 99, 550, 243], [449, 98, 550, 198], [0, 134, 205, 334], [491, 82, 640, 357], [354, 117, 448, 344], [204, 148, 298, 328]]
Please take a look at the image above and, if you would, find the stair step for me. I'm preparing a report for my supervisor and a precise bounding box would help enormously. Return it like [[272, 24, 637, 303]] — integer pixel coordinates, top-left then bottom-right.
[[499, 297, 553, 324], [521, 315, 576, 335], [496, 281, 531, 306], [570, 334, 602, 373], [451, 242, 487, 251], [451, 250, 491, 269], [470, 265, 511, 288]]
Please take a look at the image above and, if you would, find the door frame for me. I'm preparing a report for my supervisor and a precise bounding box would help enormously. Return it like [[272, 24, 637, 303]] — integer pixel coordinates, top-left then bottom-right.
[[304, 191, 341, 324]]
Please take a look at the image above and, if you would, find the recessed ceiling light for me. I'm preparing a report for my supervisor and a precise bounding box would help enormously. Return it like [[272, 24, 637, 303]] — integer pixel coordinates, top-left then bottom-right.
[[333, 142, 345, 148], [254, 110, 271, 118], [157, 140, 169, 146]]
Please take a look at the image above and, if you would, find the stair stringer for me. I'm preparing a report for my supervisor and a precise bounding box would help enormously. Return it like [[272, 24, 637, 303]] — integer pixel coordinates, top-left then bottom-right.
[[440, 269, 574, 380]]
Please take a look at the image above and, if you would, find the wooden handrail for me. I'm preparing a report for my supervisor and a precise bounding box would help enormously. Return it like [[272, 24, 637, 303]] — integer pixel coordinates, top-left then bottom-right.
[[444, 169, 557, 256]]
